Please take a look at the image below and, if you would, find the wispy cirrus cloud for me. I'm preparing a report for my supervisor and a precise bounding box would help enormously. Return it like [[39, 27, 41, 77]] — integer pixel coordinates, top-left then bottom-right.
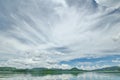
[[0, 0, 120, 69]]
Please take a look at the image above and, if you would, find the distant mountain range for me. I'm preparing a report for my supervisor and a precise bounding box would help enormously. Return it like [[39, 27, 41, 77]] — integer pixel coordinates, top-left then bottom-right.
[[93, 66, 120, 72], [0, 67, 85, 75], [0, 66, 119, 75]]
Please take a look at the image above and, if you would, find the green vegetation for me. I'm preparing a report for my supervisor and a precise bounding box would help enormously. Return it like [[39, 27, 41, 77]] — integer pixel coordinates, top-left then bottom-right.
[[0, 67, 16, 71], [0, 67, 85, 75], [93, 66, 120, 73], [0, 66, 119, 75]]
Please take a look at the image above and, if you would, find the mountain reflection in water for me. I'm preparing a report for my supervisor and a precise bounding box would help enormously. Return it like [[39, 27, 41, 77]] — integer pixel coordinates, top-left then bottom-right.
[[0, 72, 120, 80]]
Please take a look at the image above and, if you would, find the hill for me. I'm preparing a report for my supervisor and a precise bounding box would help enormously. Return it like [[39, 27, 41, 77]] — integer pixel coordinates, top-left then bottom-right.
[[93, 66, 120, 72]]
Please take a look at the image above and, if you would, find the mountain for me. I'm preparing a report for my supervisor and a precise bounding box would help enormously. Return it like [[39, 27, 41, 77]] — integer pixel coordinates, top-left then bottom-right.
[[0, 66, 119, 74], [0, 67, 16, 71], [0, 67, 85, 75], [93, 66, 120, 72]]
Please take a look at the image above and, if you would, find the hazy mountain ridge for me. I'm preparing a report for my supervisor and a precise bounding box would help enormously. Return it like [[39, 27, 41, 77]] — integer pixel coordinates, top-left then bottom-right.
[[93, 66, 120, 72], [0, 66, 120, 72]]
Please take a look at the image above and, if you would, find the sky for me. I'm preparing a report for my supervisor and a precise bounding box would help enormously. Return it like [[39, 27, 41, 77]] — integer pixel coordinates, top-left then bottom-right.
[[0, 0, 120, 70]]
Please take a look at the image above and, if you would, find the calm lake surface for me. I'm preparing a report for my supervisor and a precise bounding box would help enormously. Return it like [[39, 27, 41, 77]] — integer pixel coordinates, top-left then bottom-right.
[[0, 72, 120, 80]]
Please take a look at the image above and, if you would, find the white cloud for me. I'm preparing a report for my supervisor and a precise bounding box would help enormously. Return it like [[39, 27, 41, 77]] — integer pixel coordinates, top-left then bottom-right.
[[79, 64, 110, 70], [112, 58, 120, 63], [96, 0, 120, 8], [113, 33, 120, 42], [0, 0, 120, 69]]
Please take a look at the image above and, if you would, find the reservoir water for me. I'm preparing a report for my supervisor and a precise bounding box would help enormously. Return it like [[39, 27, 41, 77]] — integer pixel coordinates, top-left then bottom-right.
[[0, 72, 120, 80]]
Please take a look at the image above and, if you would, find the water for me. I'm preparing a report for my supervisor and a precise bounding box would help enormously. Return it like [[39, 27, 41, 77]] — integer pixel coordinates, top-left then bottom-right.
[[0, 72, 120, 80]]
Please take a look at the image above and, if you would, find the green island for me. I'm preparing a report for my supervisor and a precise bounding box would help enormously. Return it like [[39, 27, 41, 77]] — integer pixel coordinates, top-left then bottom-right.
[[0, 66, 120, 76]]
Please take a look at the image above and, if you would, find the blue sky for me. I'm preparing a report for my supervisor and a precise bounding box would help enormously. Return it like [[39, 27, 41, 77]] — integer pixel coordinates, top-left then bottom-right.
[[60, 55, 120, 69], [0, 0, 120, 70]]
